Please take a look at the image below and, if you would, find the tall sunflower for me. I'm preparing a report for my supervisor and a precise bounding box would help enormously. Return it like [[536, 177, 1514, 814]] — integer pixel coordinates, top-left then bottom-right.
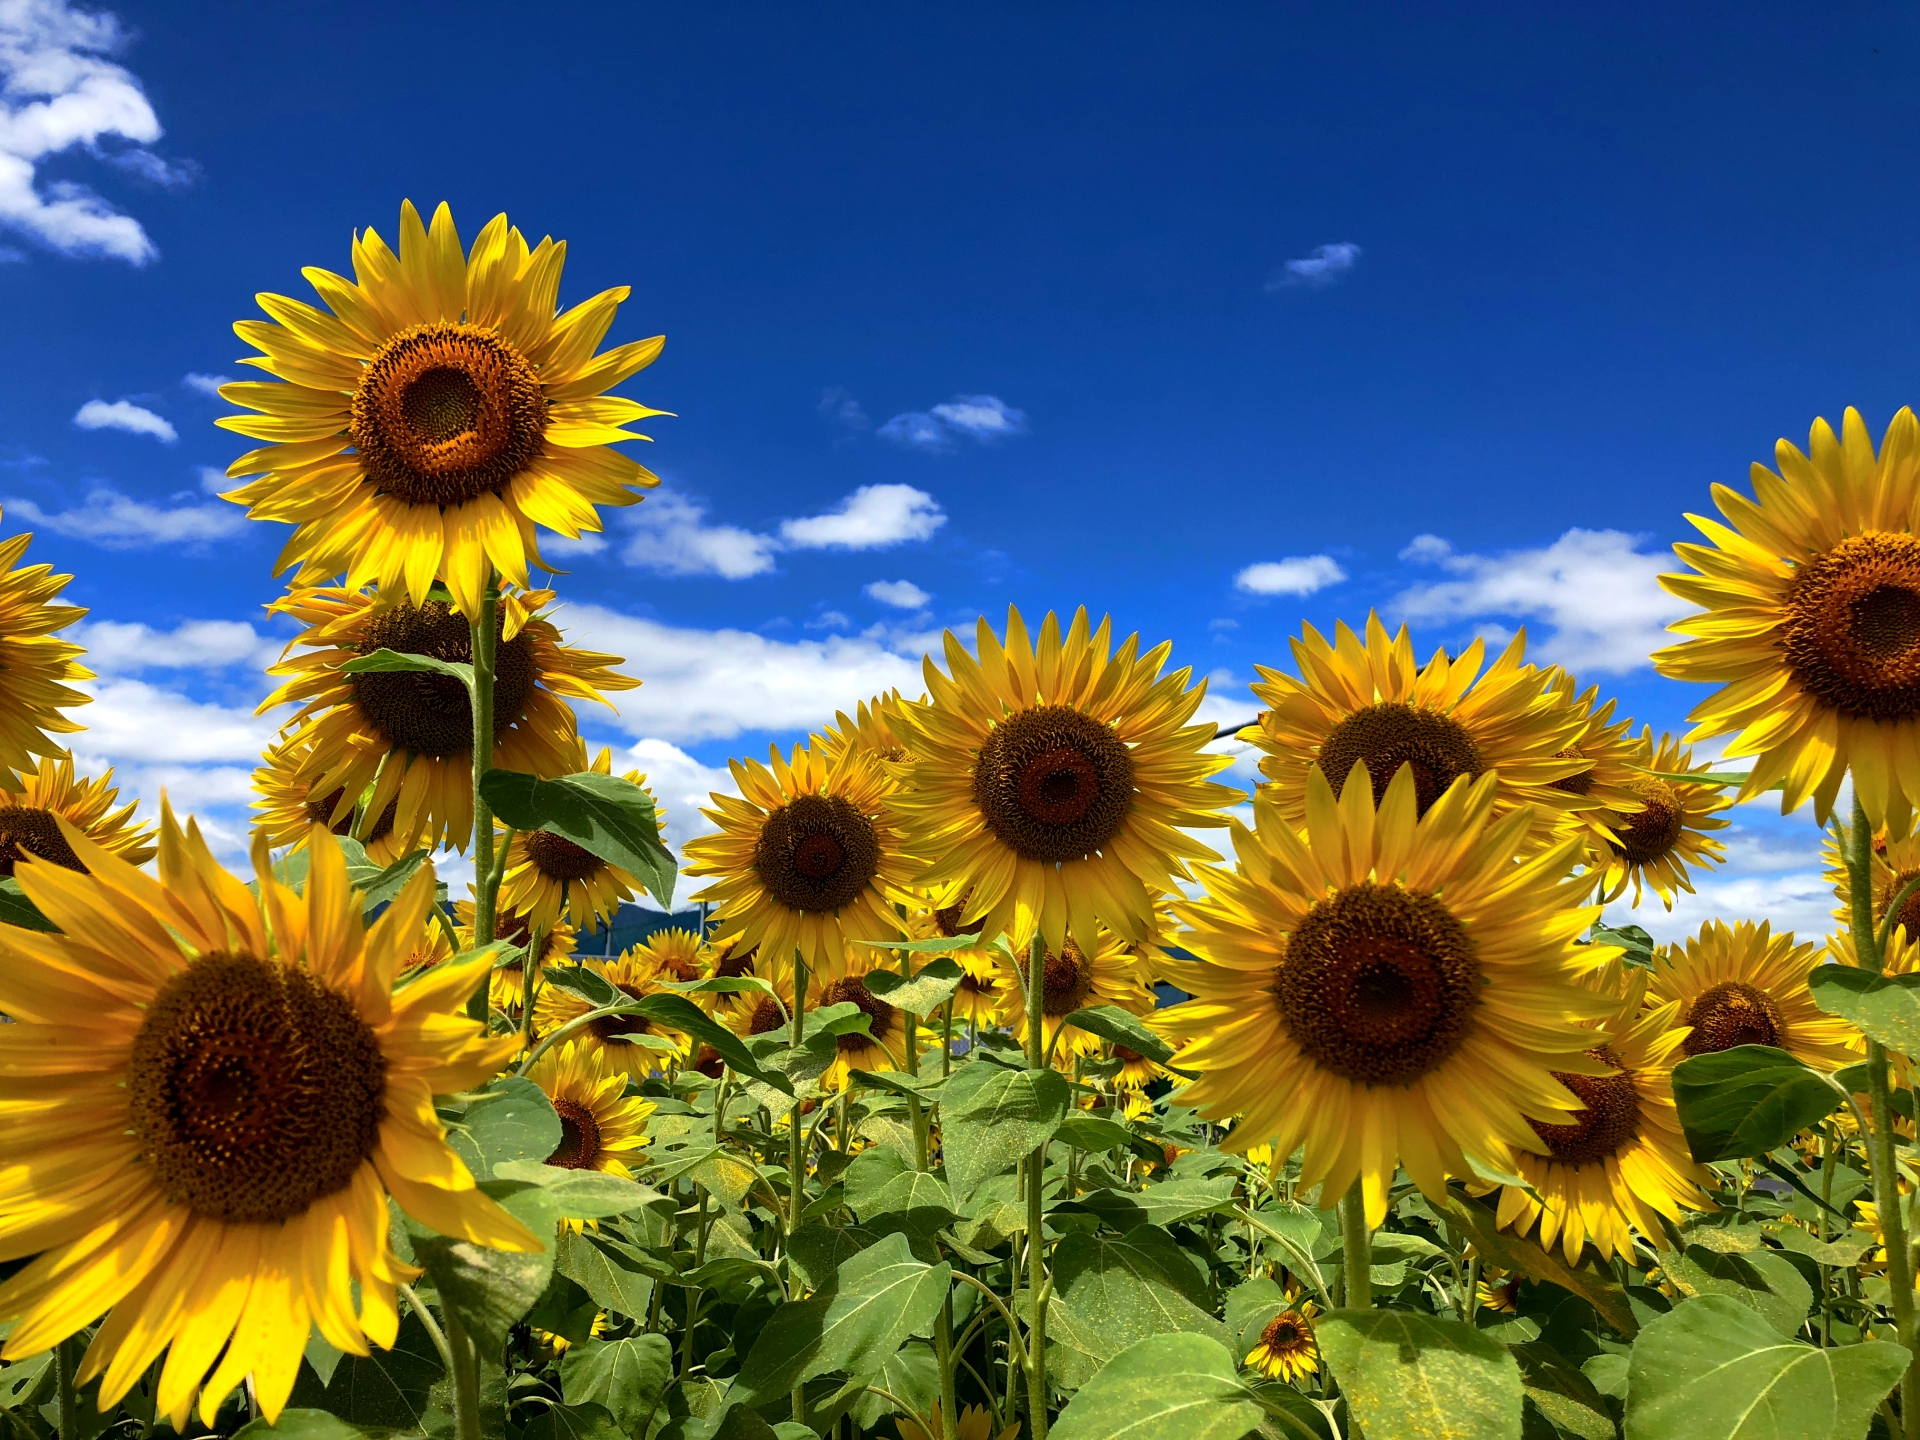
[[526, 1040, 653, 1179], [1248, 613, 1585, 836], [498, 744, 661, 931], [455, 898, 576, 1010], [0, 810, 536, 1427], [1648, 919, 1856, 1070], [684, 742, 913, 980], [0, 754, 154, 874], [1653, 407, 1920, 829], [260, 584, 635, 851], [219, 201, 667, 617], [0, 518, 90, 787], [1587, 731, 1730, 908], [1154, 764, 1616, 1225], [251, 734, 418, 865], [996, 923, 1154, 1060], [533, 950, 689, 1079], [894, 606, 1239, 956]]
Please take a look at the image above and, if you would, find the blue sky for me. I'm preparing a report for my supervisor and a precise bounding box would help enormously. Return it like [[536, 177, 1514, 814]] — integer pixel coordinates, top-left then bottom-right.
[[0, 0, 1914, 934]]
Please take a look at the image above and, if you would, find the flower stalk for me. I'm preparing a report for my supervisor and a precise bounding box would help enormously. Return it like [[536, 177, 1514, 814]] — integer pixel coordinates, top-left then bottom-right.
[[466, 582, 501, 1023], [1342, 1183, 1372, 1309], [1024, 932, 1050, 1439]]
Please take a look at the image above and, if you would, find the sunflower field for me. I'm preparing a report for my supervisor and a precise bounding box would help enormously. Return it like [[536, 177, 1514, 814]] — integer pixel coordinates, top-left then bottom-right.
[[0, 200, 1917, 1440]]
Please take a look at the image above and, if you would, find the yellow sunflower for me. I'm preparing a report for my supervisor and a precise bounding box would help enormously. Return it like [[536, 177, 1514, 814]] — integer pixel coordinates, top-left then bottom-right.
[[899, 1400, 1020, 1440], [633, 926, 704, 984], [1110, 1041, 1168, 1090], [813, 964, 913, 1088], [1154, 763, 1615, 1226], [0, 811, 536, 1427], [1587, 731, 1730, 908], [1648, 919, 1857, 1071], [259, 583, 635, 852], [900, 886, 1005, 1025], [722, 982, 794, 1046], [1247, 613, 1585, 836], [499, 744, 660, 930], [998, 923, 1154, 1061], [526, 1039, 654, 1180], [697, 923, 761, 1020], [251, 734, 419, 865], [1537, 666, 1649, 834], [894, 606, 1240, 956], [815, 690, 920, 766], [1244, 1300, 1321, 1383], [219, 200, 667, 617], [401, 917, 454, 974], [0, 754, 154, 875], [1476, 1269, 1523, 1314], [1825, 825, 1920, 941], [455, 898, 576, 1010], [534, 950, 690, 1079], [684, 742, 913, 981], [0, 518, 90, 787], [1653, 406, 1920, 829]]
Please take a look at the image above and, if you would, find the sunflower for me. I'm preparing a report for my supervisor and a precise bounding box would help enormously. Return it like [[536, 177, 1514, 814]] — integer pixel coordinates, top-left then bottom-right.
[[894, 606, 1240, 957], [1653, 407, 1920, 829], [813, 964, 913, 1088], [1491, 978, 1710, 1263], [899, 886, 1004, 1026], [1647, 919, 1856, 1071], [999, 923, 1153, 1061], [0, 518, 91, 788], [525, 1039, 653, 1181], [0, 810, 536, 1427], [1247, 614, 1586, 838], [722, 981, 794, 1046], [1824, 825, 1920, 941], [1587, 731, 1730, 908], [633, 926, 704, 984], [1476, 1269, 1523, 1314], [899, 1400, 1020, 1440], [533, 949, 690, 1079], [499, 745, 660, 930], [0, 754, 154, 875], [401, 917, 454, 974], [260, 583, 635, 852], [684, 742, 913, 981], [1154, 763, 1616, 1226], [815, 690, 919, 766], [697, 923, 761, 1020], [1244, 1300, 1321, 1383], [251, 734, 419, 865], [455, 898, 576, 1010], [1110, 1042, 1168, 1090], [218, 200, 667, 618], [1537, 667, 1649, 833]]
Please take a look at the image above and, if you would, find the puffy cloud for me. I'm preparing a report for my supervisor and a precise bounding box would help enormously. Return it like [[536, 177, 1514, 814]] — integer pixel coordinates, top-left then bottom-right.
[[72, 397, 173, 441], [621, 491, 780, 579], [1266, 241, 1362, 290], [1234, 554, 1346, 597], [5, 487, 244, 548], [1392, 527, 1687, 674], [879, 394, 1027, 451], [780, 484, 946, 550], [70, 676, 275, 768], [70, 617, 278, 674], [864, 578, 931, 610]]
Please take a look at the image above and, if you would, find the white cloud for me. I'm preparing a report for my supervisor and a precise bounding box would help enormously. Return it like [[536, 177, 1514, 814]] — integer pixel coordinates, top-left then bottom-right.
[[864, 579, 931, 610], [1393, 527, 1687, 674], [818, 385, 869, 432], [780, 484, 946, 550], [1234, 555, 1346, 597], [807, 611, 850, 630], [1267, 242, 1362, 290], [196, 465, 227, 494], [70, 617, 277, 674], [0, 0, 176, 264], [621, 491, 780, 579], [879, 394, 1027, 451], [543, 531, 608, 558], [612, 738, 738, 859], [181, 372, 231, 397], [71, 676, 275, 766], [875, 412, 951, 452], [1398, 533, 1453, 563], [72, 397, 173, 441], [6, 487, 244, 548]]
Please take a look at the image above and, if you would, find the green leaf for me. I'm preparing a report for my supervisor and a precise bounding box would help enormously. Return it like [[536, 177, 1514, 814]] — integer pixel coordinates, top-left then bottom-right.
[[1055, 1114, 1133, 1151], [1245, 1381, 1335, 1440], [0, 878, 55, 932], [408, 1181, 558, 1361], [232, 1411, 367, 1440], [1591, 921, 1656, 970], [856, 932, 984, 953], [1808, 963, 1920, 1057], [843, 1149, 956, 1231], [479, 769, 676, 907], [627, 992, 791, 1093], [554, 1229, 657, 1319], [1070, 1175, 1239, 1231], [446, 1077, 562, 1179], [864, 958, 966, 1017], [1438, 1191, 1639, 1337], [1316, 1308, 1523, 1440], [1663, 1245, 1813, 1338], [729, 1233, 952, 1405], [559, 1335, 673, 1437], [1671, 1045, 1844, 1161], [786, 1224, 876, 1292], [1048, 1332, 1265, 1440], [518, 1401, 624, 1440], [340, 648, 475, 685], [492, 1161, 658, 1220], [1513, 1342, 1614, 1440], [1048, 1224, 1227, 1386], [1623, 1294, 1908, 1440], [546, 965, 620, 1008], [1060, 1004, 1177, 1064], [939, 1065, 1071, 1197], [361, 849, 433, 913], [304, 1313, 444, 1434], [847, 1340, 942, 1433], [1761, 1222, 1874, 1267]]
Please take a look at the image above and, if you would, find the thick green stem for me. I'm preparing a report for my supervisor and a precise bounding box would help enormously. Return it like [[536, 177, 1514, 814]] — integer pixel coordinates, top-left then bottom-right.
[[680, 1190, 711, 1380], [56, 1335, 78, 1440], [790, 954, 810, 1425], [1342, 1183, 1372, 1310], [934, 1297, 961, 1440], [1023, 934, 1049, 1439], [445, 1310, 483, 1440], [466, 583, 500, 1022]]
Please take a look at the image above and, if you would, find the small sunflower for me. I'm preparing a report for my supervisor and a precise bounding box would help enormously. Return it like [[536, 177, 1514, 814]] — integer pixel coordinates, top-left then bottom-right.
[[401, 918, 455, 974], [526, 1039, 653, 1180], [902, 886, 1005, 1025], [219, 200, 667, 618], [260, 584, 635, 852], [1537, 667, 1649, 833], [1476, 1269, 1523, 1314], [0, 811, 536, 1428], [895, 606, 1240, 956], [999, 924, 1154, 1060], [1154, 764, 1615, 1225], [815, 690, 919, 766], [813, 965, 912, 1088], [455, 898, 576, 1010], [0, 754, 154, 875], [1110, 1042, 1168, 1090], [683, 742, 913, 980], [1653, 406, 1920, 829], [633, 926, 704, 984], [1248, 614, 1585, 837], [1648, 919, 1857, 1071], [723, 981, 794, 1045], [1588, 731, 1730, 909], [534, 950, 690, 1079], [1244, 1301, 1321, 1383], [499, 744, 660, 930], [0, 517, 91, 787], [898, 1400, 1019, 1440], [251, 734, 418, 864]]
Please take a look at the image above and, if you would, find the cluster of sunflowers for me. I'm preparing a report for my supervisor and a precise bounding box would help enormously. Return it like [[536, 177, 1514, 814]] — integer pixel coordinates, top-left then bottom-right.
[[0, 198, 1913, 1440]]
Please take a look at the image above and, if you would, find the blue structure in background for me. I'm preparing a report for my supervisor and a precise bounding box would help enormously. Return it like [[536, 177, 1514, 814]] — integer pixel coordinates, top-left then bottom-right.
[[572, 903, 711, 957]]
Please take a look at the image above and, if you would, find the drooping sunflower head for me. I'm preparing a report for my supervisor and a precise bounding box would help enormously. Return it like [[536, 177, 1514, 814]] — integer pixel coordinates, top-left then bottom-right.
[[220, 201, 668, 617], [1654, 406, 1920, 827], [533, 950, 689, 1079], [684, 741, 913, 980], [0, 517, 90, 788], [526, 1039, 653, 1182], [500, 745, 659, 932], [1155, 762, 1618, 1226], [1476, 1270, 1523, 1314], [1588, 730, 1731, 909], [0, 753, 154, 875], [1249, 612, 1585, 835], [894, 606, 1240, 956], [1243, 1302, 1321, 1382], [1648, 918, 1857, 1070], [260, 583, 636, 851]]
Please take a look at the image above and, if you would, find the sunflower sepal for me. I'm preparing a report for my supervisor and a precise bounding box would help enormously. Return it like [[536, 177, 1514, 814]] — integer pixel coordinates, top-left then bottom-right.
[[480, 768, 677, 908]]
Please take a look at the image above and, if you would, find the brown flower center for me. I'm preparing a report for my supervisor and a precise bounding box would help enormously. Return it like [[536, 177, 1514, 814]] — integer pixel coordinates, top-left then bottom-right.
[[712, 942, 757, 980], [1549, 745, 1594, 797], [547, 1098, 602, 1170], [1316, 703, 1484, 815], [743, 994, 787, 1036], [753, 793, 880, 912], [351, 322, 548, 508], [934, 888, 975, 938], [1275, 881, 1479, 1086], [350, 600, 537, 757], [817, 975, 896, 1052], [128, 953, 386, 1223], [973, 705, 1134, 863], [1259, 1311, 1312, 1353], [1784, 532, 1920, 721], [1018, 940, 1096, 1018], [526, 829, 603, 884], [1681, 980, 1784, 1055], [1880, 868, 1920, 940], [304, 786, 397, 845], [1610, 777, 1685, 866], [0, 805, 84, 877], [1528, 1046, 1642, 1165]]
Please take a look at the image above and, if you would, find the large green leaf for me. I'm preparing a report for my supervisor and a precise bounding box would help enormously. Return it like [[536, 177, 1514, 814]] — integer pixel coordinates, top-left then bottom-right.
[[518, 1401, 624, 1440], [1315, 1308, 1523, 1440], [1048, 1224, 1227, 1385], [554, 1229, 657, 1320], [300, 1314, 444, 1435], [1061, 1003, 1178, 1064], [1670, 1045, 1844, 1162], [1662, 1245, 1813, 1338], [939, 1065, 1071, 1197], [480, 768, 676, 907], [559, 1335, 673, 1437], [446, 1077, 562, 1179], [0, 877, 56, 932], [1438, 1192, 1638, 1337], [492, 1161, 658, 1220], [232, 1412, 366, 1440], [786, 1224, 876, 1292], [864, 958, 965, 1016], [1808, 964, 1920, 1057], [1623, 1294, 1907, 1440], [408, 1180, 559, 1361], [1513, 1342, 1614, 1440], [1070, 1175, 1239, 1231], [1049, 1332, 1264, 1440]]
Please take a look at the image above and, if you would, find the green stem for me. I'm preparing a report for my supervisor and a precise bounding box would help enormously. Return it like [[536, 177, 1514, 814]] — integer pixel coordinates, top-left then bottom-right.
[[467, 582, 500, 1022], [445, 1310, 483, 1440], [56, 1335, 78, 1440], [1342, 1183, 1372, 1310], [790, 953, 810, 1427], [934, 1296, 961, 1440], [1023, 933, 1049, 1439], [680, 1190, 711, 1380], [399, 1285, 455, 1375]]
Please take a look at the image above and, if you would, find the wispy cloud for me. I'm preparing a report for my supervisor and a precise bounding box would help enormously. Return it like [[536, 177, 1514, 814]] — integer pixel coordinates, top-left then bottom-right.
[[1392, 528, 1687, 674], [781, 484, 946, 550], [0, 0, 184, 264], [6, 488, 244, 548], [1266, 241, 1362, 291], [621, 491, 780, 579], [866, 578, 931, 610], [181, 372, 231, 398], [818, 385, 869, 432], [879, 394, 1028, 452], [73, 397, 173, 441], [1234, 555, 1346, 597]]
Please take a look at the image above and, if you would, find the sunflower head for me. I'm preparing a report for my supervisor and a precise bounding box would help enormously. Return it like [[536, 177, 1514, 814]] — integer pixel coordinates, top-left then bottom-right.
[[813, 965, 909, 1087], [1002, 924, 1153, 1060], [526, 1039, 654, 1180], [0, 753, 154, 875], [533, 950, 689, 1079], [1244, 1302, 1320, 1382], [1648, 919, 1857, 1070], [251, 734, 418, 864], [0, 515, 91, 788], [500, 746, 659, 932], [815, 690, 920, 767], [455, 897, 577, 1009], [1589, 730, 1730, 909]]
